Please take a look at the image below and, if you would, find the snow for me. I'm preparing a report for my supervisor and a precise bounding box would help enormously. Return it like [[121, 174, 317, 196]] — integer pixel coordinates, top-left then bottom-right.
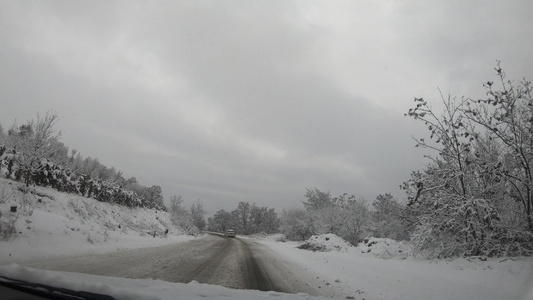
[[0, 264, 330, 300], [297, 234, 352, 252], [1, 179, 533, 300], [255, 235, 533, 300], [356, 237, 413, 259], [0, 179, 330, 299], [0, 178, 196, 264]]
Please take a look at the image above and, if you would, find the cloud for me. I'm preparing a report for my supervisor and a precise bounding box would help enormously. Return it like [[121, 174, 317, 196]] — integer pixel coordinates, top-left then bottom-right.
[[1, 0, 531, 214]]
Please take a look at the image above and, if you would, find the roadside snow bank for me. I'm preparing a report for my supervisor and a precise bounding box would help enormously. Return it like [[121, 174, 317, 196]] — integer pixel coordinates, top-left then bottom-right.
[[298, 234, 414, 258], [298, 234, 352, 252], [254, 235, 533, 300], [0, 264, 331, 300], [356, 237, 414, 259], [0, 178, 195, 264], [249, 233, 287, 242]]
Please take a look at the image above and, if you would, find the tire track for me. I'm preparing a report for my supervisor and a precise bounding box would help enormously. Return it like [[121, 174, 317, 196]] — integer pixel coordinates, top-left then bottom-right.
[[20, 234, 326, 295], [183, 235, 231, 283], [237, 238, 278, 291]]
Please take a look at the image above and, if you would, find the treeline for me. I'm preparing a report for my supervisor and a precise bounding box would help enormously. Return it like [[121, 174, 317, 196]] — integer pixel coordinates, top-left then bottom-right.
[[279, 189, 410, 246], [0, 112, 165, 210], [207, 201, 279, 235]]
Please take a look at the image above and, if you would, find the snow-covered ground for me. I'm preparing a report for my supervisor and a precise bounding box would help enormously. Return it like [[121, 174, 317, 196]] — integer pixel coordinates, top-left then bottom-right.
[[1, 178, 533, 299], [0, 177, 196, 264], [2, 233, 532, 300], [253, 234, 533, 300], [0, 264, 330, 300], [0, 177, 329, 299]]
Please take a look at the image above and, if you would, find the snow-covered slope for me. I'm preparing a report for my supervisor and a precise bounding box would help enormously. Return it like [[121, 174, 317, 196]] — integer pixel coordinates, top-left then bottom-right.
[[0, 178, 194, 263]]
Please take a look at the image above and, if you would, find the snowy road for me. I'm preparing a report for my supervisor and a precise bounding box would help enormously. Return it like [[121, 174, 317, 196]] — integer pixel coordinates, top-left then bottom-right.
[[20, 233, 327, 295]]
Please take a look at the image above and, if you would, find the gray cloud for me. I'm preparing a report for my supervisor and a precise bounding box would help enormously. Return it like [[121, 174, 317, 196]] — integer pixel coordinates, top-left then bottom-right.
[[1, 1, 531, 214]]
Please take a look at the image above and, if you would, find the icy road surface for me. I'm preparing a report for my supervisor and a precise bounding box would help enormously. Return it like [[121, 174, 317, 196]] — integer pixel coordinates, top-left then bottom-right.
[[20, 233, 334, 296]]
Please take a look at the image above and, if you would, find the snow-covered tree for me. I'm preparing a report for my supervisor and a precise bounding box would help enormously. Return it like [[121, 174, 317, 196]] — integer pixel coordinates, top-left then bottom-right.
[[405, 64, 533, 257], [236, 201, 251, 234], [190, 199, 206, 230], [262, 207, 280, 234], [337, 195, 370, 245], [5, 112, 62, 186], [247, 204, 279, 234], [207, 209, 234, 232], [170, 195, 197, 235], [287, 189, 372, 245], [371, 194, 411, 241], [303, 188, 333, 210], [280, 208, 314, 241]]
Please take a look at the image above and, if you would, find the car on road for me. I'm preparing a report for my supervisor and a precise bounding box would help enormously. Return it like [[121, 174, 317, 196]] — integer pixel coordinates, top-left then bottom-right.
[[224, 229, 236, 238]]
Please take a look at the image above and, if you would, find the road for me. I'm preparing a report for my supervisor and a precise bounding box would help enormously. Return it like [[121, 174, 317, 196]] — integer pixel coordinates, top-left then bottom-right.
[[20, 234, 328, 295]]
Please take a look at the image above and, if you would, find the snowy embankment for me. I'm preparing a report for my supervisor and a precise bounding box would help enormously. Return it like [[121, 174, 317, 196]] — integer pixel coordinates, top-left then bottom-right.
[[0, 178, 195, 264], [0, 178, 331, 300], [1, 178, 532, 300], [254, 233, 533, 300]]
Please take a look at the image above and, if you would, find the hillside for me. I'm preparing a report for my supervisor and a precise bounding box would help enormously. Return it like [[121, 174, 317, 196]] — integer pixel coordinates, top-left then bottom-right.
[[0, 177, 195, 264]]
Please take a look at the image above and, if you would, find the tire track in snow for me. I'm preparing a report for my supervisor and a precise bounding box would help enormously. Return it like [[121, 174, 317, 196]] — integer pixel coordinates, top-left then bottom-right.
[[20, 233, 328, 296]]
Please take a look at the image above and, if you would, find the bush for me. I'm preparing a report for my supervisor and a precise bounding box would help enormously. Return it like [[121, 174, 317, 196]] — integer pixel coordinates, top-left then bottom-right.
[[0, 218, 16, 240]]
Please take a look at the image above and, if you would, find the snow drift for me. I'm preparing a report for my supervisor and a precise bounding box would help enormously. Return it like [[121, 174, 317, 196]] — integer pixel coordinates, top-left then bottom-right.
[[297, 234, 352, 252]]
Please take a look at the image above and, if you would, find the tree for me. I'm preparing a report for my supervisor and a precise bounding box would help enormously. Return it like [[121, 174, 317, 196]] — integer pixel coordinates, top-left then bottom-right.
[[170, 195, 196, 235], [190, 199, 206, 230], [236, 201, 251, 234], [6, 112, 62, 186], [263, 207, 280, 234], [371, 194, 411, 241], [338, 196, 370, 245], [303, 188, 333, 211], [462, 64, 533, 231], [405, 63, 533, 257], [280, 208, 314, 241], [248, 204, 280, 234], [249, 204, 263, 234], [207, 209, 233, 232], [143, 185, 164, 208], [302, 188, 339, 237], [280, 188, 373, 245]]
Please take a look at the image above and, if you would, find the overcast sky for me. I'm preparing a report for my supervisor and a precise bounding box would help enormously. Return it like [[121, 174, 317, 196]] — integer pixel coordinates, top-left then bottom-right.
[[1, 1, 532, 214]]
